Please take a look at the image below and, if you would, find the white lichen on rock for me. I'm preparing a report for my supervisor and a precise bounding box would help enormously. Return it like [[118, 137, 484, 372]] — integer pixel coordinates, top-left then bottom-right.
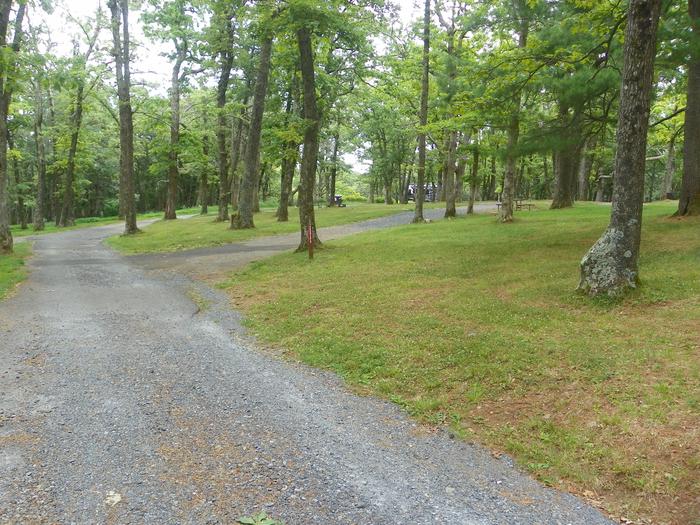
[[578, 228, 638, 296]]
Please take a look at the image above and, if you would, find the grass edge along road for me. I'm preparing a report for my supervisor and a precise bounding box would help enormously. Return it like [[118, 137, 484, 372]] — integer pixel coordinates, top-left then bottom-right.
[[0, 243, 31, 300], [220, 201, 700, 525], [9, 205, 209, 239], [106, 203, 419, 254]]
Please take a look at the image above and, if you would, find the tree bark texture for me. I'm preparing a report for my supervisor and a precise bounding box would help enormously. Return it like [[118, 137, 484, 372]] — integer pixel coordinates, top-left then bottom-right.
[[215, 15, 234, 222], [551, 104, 582, 209], [678, 0, 700, 215], [500, 1, 528, 222], [109, 0, 138, 235], [295, 26, 321, 250], [467, 147, 479, 214], [578, 0, 661, 296], [0, 0, 24, 252], [33, 79, 46, 230], [164, 44, 186, 220], [231, 36, 272, 230], [413, 0, 430, 223]]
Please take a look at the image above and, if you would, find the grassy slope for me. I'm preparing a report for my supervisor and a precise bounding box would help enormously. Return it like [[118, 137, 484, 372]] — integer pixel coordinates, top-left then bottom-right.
[[106, 203, 416, 254], [0, 243, 31, 300], [221, 202, 700, 525]]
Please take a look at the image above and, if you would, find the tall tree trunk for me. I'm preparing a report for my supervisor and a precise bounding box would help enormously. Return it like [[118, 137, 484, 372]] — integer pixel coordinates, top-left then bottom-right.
[[467, 147, 480, 214], [444, 131, 457, 217], [551, 104, 581, 209], [0, 1, 24, 252], [33, 80, 46, 231], [500, 1, 528, 222], [276, 85, 297, 221], [215, 15, 234, 222], [109, 0, 138, 235], [229, 96, 247, 211], [577, 138, 595, 201], [8, 133, 25, 229], [413, 0, 430, 223], [58, 81, 84, 227], [295, 26, 321, 250], [677, 0, 700, 215], [165, 46, 186, 220], [328, 131, 339, 206], [578, 0, 661, 296], [199, 123, 210, 214], [231, 36, 272, 230]]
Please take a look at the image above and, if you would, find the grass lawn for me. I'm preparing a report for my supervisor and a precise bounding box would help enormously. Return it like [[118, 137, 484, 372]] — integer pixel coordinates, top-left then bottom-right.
[[10, 205, 208, 238], [106, 203, 416, 254], [0, 243, 31, 300], [221, 201, 700, 525]]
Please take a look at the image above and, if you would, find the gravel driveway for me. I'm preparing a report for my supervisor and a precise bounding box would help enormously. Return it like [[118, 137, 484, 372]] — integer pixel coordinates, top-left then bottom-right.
[[0, 208, 613, 524]]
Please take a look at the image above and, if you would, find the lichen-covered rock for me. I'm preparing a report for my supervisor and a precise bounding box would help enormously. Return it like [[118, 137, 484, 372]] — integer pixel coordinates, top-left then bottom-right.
[[578, 227, 639, 297]]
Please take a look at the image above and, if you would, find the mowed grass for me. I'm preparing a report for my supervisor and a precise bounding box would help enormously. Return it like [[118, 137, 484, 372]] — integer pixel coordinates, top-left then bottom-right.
[[10, 205, 208, 238], [221, 201, 700, 525], [106, 203, 415, 254], [0, 243, 31, 300]]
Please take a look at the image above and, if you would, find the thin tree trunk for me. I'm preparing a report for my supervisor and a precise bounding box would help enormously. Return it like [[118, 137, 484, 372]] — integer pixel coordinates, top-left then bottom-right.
[[295, 26, 321, 250], [677, 0, 700, 215], [0, 2, 25, 252], [276, 85, 297, 221], [444, 131, 457, 217], [199, 123, 210, 214], [109, 0, 138, 235], [578, 0, 661, 296], [413, 0, 430, 223], [165, 45, 186, 220], [8, 133, 25, 229], [500, 2, 528, 222], [328, 132, 339, 206], [33, 80, 46, 230], [229, 96, 247, 211], [467, 147, 480, 214], [215, 14, 234, 222], [577, 137, 595, 201], [231, 36, 272, 230], [58, 81, 84, 227]]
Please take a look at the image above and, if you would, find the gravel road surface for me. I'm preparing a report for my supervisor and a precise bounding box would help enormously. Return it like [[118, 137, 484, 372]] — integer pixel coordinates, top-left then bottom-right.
[[0, 209, 614, 524]]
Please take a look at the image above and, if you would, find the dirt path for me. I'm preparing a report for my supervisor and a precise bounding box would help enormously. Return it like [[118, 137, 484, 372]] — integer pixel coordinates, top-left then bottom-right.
[[0, 208, 613, 524]]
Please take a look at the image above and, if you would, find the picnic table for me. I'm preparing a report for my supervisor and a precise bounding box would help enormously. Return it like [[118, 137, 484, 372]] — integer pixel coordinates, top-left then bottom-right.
[[496, 199, 535, 211]]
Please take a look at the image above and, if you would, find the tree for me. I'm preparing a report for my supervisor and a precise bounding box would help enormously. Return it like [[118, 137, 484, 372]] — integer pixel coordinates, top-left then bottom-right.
[[499, 0, 529, 223], [578, 0, 662, 296], [231, 32, 273, 230], [108, 0, 138, 234], [295, 24, 321, 250], [57, 11, 102, 227], [0, 0, 25, 253], [678, 0, 700, 216], [413, 0, 430, 224], [143, 0, 199, 220]]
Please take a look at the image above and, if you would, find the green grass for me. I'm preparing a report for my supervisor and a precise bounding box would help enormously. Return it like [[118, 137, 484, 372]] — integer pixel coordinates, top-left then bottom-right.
[[106, 203, 416, 254], [10, 205, 211, 238], [220, 201, 700, 525], [0, 243, 31, 300]]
